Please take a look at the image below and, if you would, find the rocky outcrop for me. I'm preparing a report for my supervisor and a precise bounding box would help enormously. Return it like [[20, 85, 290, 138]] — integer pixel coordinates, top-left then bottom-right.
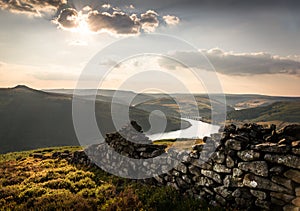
[[68, 122, 300, 210]]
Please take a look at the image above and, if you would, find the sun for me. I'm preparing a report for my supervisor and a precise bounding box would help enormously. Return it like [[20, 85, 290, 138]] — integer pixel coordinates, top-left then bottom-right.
[[76, 12, 92, 34]]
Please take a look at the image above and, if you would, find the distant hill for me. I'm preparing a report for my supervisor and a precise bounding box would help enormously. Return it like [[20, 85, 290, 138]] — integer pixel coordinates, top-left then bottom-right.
[[0, 86, 189, 153], [227, 101, 300, 123], [44, 89, 156, 105]]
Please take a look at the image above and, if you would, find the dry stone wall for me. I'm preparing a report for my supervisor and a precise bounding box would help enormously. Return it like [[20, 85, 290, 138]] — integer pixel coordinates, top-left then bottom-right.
[[69, 122, 300, 210]]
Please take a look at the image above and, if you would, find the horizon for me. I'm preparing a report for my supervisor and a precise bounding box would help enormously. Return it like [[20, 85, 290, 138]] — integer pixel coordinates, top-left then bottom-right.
[[3, 84, 300, 97]]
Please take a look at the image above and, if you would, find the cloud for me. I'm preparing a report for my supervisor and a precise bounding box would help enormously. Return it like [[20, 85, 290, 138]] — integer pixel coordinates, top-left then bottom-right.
[[0, 0, 66, 16], [102, 4, 111, 9], [140, 10, 159, 33], [0, 1, 180, 35], [54, 6, 174, 35], [159, 48, 300, 76], [87, 10, 140, 34], [54, 8, 79, 29], [163, 15, 180, 26]]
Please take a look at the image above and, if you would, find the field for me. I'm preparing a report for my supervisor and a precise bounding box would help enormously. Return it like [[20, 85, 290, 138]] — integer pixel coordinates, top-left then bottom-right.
[[0, 147, 215, 211]]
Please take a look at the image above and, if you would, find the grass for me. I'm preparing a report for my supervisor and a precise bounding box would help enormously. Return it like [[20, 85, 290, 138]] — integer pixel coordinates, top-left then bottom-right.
[[227, 101, 300, 123], [153, 138, 203, 150], [0, 146, 216, 211], [0, 146, 82, 163]]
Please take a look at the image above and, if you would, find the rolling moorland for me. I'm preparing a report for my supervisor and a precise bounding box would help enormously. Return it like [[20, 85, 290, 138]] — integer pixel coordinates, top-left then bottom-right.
[[0, 86, 188, 154], [0, 85, 299, 154]]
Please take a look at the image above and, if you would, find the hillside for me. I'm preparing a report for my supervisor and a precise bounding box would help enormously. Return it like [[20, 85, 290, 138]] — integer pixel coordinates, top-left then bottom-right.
[[0, 146, 208, 210], [227, 101, 300, 123], [134, 95, 234, 122], [0, 86, 189, 153]]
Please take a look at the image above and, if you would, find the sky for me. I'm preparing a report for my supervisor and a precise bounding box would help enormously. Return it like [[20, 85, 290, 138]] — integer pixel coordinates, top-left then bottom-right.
[[0, 0, 300, 96]]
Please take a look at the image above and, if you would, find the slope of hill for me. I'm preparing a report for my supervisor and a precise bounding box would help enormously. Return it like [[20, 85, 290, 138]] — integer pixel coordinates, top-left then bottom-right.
[[0, 86, 189, 153], [44, 89, 156, 105], [134, 95, 234, 121], [223, 94, 300, 110], [227, 101, 300, 123]]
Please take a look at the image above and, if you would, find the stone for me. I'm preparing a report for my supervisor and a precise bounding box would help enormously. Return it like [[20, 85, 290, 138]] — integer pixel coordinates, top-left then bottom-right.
[[225, 139, 242, 150], [264, 154, 300, 169], [292, 197, 300, 207], [233, 168, 243, 177], [232, 188, 252, 199], [278, 138, 291, 145], [167, 182, 179, 190], [280, 124, 300, 139], [269, 166, 285, 175], [136, 147, 147, 152], [151, 149, 164, 157], [223, 175, 243, 188], [238, 161, 268, 177], [284, 169, 300, 184], [214, 186, 232, 198], [192, 144, 203, 151], [211, 151, 225, 164], [252, 143, 289, 153], [213, 164, 232, 174], [283, 205, 300, 211], [237, 150, 260, 161], [235, 198, 253, 208], [174, 163, 187, 174], [172, 170, 180, 177], [226, 155, 235, 168], [271, 176, 293, 190], [292, 140, 300, 147], [231, 134, 250, 143], [243, 174, 292, 194], [271, 197, 286, 206], [195, 177, 214, 187], [296, 187, 300, 196], [255, 199, 270, 210], [189, 151, 199, 159], [215, 194, 226, 205], [188, 165, 201, 176], [203, 187, 214, 196], [201, 170, 222, 184], [292, 148, 300, 155], [182, 175, 191, 183], [224, 124, 236, 133], [250, 190, 267, 200], [199, 162, 213, 170], [175, 177, 189, 189], [270, 192, 295, 203]]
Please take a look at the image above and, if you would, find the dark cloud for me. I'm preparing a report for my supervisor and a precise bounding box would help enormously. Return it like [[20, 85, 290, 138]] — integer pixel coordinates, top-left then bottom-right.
[[159, 48, 300, 76], [163, 15, 180, 26], [54, 6, 178, 35], [55, 8, 78, 29], [140, 10, 159, 32], [0, 0, 66, 16], [87, 10, 140, 34]]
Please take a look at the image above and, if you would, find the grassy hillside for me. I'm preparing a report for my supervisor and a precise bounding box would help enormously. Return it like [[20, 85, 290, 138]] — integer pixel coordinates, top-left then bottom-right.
[[227, 101, 300, 123], [135, 95, 234, 121], [0, 147, 212, 210], [0, 86, 189, 154]]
